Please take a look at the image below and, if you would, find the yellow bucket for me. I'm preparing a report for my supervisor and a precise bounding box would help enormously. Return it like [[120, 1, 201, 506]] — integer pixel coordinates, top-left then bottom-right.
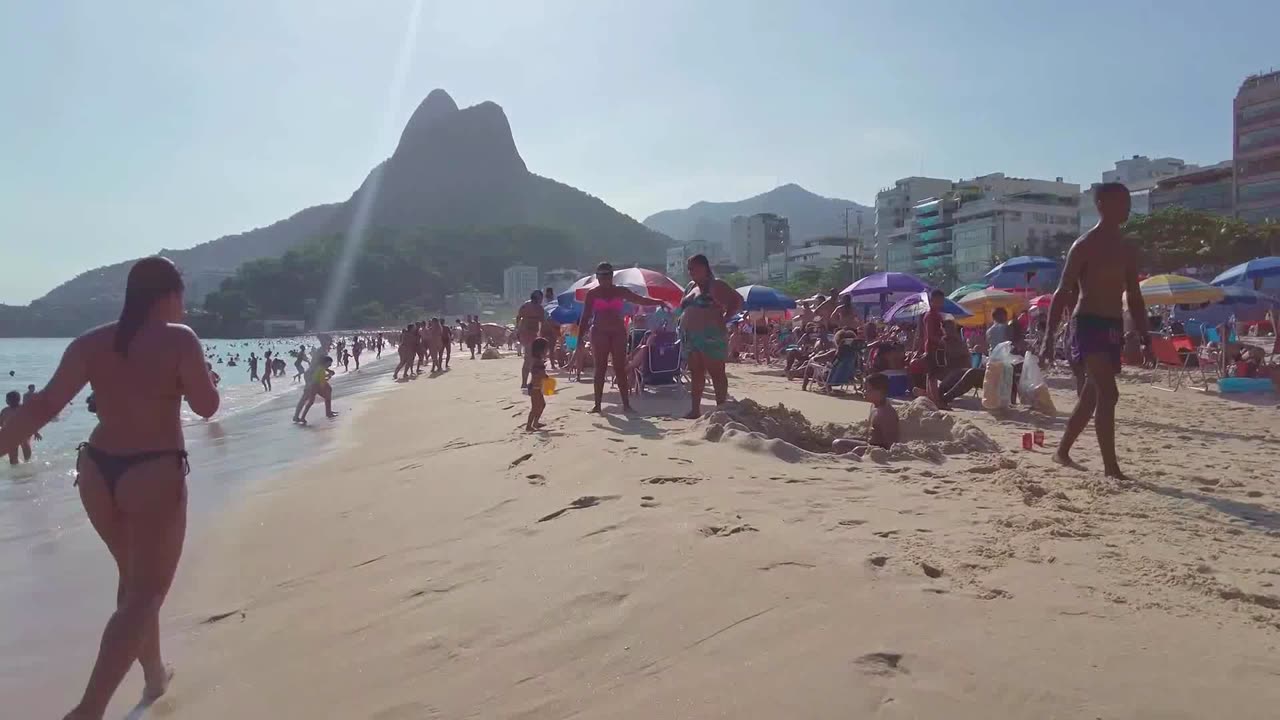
[[542, 376, 557, 396]]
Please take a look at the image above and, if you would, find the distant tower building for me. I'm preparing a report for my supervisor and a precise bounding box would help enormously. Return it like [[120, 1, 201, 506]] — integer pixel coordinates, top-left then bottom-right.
[[503, 265, 539, 304], [727, 213, 790, 272], [1234, 70, 1280, 224]]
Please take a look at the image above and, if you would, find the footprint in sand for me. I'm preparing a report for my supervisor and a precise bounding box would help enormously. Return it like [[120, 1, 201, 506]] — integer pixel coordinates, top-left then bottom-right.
[[201, 609, 245, 624], [537, 495, 620, 522], [920, 561, 944, 578], [854, 652, 906, 676], [699, 523, 758, 538], [868, 555, 889, 568], [642, 475, 701, 485], [526, 474, 546, 486], [509, 453, 533, 469]]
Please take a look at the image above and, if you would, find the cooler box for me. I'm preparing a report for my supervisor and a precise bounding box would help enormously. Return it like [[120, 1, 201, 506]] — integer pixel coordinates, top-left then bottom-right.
[[882, 370, 911, 397]]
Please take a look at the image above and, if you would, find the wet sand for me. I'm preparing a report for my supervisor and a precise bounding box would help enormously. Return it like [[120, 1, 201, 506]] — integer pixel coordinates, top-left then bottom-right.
[[30, 353, 1280, 718]]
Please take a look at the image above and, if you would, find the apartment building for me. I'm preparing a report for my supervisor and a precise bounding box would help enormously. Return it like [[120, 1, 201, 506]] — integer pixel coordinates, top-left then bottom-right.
[[1234, 70, 1280, 225]]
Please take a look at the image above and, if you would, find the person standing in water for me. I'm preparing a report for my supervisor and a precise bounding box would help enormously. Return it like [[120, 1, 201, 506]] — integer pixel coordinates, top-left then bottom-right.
[[579, 262, 664, 413], [292, 345, 307, 382], [0, 257, 219, 718], [516, 290, 545, 388], [261, 351, 273, 392], [1040, 182, 1148, 480], [248, 353, 259, 382], [1, 391, 41, 463], [679, 254, 742, 418], [23, 383, 37, 405]]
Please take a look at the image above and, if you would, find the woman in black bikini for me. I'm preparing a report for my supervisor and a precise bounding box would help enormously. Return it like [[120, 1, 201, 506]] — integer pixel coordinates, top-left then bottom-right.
[[0, 257, 220, 719]]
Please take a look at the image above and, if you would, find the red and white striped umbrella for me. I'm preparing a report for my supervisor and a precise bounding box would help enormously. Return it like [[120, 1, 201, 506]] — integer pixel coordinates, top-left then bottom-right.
[[574, 267, 684, 306]]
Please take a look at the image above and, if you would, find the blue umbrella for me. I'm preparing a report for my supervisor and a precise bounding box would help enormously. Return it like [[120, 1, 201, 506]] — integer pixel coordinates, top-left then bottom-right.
[[882, 292, 971, 324], [1211, 257, 1280, 286], [548, 301, 582, 324], [736, 284, 797, 311], [984, 256, 1058, 282], [1217, 284, 1280, 306]]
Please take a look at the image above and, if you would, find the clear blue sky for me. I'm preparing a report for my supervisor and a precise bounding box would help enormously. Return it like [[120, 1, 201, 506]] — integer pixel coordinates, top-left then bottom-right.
[[2, 0, 1276, 304]]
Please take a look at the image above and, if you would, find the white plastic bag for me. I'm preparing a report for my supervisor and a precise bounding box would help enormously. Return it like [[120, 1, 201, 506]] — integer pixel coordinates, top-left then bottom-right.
[[1019, 351, 1057, 414], [1019, 352, 1045, 397], [981, 341, 1015, 410]]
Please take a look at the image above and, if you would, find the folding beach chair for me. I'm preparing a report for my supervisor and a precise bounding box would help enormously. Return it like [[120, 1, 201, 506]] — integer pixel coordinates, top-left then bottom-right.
[[1150, 336, 1198, 391]]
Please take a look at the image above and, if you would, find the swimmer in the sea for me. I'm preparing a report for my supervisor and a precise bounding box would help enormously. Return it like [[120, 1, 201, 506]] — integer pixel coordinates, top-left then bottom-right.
[[1, 390, 41, 464]]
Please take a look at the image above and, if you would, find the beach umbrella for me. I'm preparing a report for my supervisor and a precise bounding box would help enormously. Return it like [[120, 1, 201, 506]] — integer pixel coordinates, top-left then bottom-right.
[[1216, 284, 1280, 306], [736, 284, 797, 311], [840, 272, 930, 298], [1139, 274, 1225, 306], [948, 283, 987, 301], [984, 255, 1058, 282], [547, 301, 582, 324], [954, 288, 1029, 327], [573, 267, 683, 306], [882, 292, 971, 325], [1028, 293, 1054, 312], [1211, 257, 1280, 286]]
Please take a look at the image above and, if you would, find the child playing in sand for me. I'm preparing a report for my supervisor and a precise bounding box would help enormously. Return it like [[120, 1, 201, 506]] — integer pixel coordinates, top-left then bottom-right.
[[832, 372, 898, 457], [526, 338, 549, 431]]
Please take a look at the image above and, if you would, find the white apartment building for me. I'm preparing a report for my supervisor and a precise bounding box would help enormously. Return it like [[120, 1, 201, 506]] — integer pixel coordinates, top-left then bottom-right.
[[949, 174, 1080, 283], [728, 213, 790, 271], [873, 176, 954, 272], [502, 265, 539, 304], [1079, 155, 1196, 229]]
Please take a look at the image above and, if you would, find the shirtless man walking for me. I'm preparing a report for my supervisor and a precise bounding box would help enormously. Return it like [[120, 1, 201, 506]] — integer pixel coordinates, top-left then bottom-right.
[[1040, 182, 1147, 480], [516, 290, 545, 389]]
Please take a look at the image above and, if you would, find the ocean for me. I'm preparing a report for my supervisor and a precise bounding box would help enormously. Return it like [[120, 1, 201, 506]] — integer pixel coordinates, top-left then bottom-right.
[[0, 335, 401, 699]]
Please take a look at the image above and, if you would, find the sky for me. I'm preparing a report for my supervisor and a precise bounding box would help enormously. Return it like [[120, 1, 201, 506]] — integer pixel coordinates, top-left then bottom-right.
[[2, 0, 1278, 304]]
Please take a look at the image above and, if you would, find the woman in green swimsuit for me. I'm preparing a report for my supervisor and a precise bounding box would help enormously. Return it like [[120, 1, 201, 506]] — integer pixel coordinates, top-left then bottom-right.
[[679, 254, 743, 419]]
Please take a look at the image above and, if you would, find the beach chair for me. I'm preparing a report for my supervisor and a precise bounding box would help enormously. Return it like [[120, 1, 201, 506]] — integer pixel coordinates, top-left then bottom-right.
[[632, 333, 683, 396], [1150, 336, 1198, 391]]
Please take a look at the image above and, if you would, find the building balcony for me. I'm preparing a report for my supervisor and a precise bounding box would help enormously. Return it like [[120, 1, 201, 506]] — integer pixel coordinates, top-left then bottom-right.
[[912, 241, 952, 259]]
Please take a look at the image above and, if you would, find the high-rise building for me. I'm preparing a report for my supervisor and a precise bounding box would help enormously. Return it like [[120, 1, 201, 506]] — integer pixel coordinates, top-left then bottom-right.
[[873, 177, 954, 272], [1234, 70, 1280, 225], [1079, 155, 1196, 229], [1149, 161, 1235, 217], [502, 265, 539, 304], [727, 213, 790, 271]]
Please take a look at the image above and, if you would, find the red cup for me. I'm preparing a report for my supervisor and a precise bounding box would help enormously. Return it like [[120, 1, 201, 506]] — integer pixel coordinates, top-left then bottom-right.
[[1034, 429, 1045, 447], [1022, 433, 1033, 450]]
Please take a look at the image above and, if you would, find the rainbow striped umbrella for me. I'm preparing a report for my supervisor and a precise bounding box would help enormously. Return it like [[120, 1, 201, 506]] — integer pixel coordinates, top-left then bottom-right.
[[1138, 274, 1224, 306]]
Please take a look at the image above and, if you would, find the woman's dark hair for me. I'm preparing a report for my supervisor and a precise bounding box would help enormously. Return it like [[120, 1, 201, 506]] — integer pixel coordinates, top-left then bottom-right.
[[5, 391, 19, 408], [115, 257, 183, 356], [531, 337, 549, 357], [687, 254, 712, 277]]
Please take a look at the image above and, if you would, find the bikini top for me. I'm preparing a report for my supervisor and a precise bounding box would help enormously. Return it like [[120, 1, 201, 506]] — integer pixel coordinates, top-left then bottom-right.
[[681, 289, 717, 309], [593, 296, 625, 314]]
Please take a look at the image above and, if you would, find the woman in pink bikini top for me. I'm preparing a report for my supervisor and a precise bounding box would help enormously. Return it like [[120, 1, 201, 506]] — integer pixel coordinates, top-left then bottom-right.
[[578, 262, 664, 413]]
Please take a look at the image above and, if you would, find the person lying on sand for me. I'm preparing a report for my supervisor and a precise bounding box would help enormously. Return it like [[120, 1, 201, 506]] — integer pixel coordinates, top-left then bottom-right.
[[832, 372, 898, 457]]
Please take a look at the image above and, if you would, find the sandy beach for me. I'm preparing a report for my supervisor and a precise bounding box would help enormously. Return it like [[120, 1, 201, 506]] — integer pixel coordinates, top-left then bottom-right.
[[41, 353, 1280, 719]]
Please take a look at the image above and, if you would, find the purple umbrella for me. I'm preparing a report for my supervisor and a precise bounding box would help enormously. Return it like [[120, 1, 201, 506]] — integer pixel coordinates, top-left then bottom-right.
[[882, 292, 971, 325], [840, 272, 931, 298]]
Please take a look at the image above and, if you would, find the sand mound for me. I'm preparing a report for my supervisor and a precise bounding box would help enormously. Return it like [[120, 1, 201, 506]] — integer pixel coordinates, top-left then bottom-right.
[[692, 398, 1000, 461]]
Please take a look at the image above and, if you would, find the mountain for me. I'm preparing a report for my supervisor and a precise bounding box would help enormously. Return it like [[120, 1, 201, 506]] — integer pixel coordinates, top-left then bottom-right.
[[6, 89, 671, 335], [643, 183, 871, 247]]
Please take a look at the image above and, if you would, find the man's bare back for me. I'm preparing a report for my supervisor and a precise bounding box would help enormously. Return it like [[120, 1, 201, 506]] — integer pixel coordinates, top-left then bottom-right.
[[1062, 225, 1138, 321]]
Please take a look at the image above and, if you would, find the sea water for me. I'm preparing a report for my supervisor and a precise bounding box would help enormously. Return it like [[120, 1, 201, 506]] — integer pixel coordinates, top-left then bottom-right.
[[0, 335, 400, 700]]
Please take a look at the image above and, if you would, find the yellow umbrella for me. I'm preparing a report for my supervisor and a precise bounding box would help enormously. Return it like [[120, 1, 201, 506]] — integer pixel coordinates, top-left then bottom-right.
[[1138, 274, 1224, 306], [954, 288, 1029, 327]]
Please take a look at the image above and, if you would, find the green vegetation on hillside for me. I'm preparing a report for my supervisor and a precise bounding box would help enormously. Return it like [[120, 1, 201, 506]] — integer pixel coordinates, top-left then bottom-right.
[[200, 225, 578, 336]]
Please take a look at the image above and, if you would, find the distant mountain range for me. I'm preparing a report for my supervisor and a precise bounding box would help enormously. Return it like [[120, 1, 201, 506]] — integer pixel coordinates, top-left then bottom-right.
[[5, 89, 671, 336], [643, 184, 871, 247]]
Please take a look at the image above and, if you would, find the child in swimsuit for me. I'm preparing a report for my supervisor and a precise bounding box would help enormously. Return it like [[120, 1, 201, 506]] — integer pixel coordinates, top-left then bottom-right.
[[295, 357, 336, 423], [1, 391, 40, 464], [526, 338, 549, 432]]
